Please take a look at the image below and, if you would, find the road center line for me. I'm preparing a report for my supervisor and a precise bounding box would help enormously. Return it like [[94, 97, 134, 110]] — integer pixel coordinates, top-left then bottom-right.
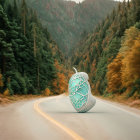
[[34, 99, 84, 140]]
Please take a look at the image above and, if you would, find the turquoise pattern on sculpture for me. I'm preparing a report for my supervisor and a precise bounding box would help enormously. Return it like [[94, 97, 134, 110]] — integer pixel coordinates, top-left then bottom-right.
[[69, 73, 89, 109]]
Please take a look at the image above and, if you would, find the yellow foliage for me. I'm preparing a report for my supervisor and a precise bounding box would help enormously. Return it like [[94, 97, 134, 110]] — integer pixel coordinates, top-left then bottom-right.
[[3, 89, 10, 96], [44, 88, 51, 96], [121, 35, 140, 87], [107, 54, 122, 93], [52, 59, 69, 94], [120, 27, 140, 56], [53, 72, 68, 94], [106, 26, 140, 96]]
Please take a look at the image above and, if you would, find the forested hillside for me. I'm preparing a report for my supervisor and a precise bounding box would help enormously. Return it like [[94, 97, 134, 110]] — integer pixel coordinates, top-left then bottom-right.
[[0, 0, 68, 96], [26, 0, 117, 54], [72, 0, 140, 98]]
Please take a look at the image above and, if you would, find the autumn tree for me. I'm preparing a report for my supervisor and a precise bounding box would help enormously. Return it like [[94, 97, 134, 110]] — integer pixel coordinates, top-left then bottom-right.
[[107, 54, 122, 93], [53, 60, 68, 94], [120, 27, 140, 56], [121, 34, 140, 90]]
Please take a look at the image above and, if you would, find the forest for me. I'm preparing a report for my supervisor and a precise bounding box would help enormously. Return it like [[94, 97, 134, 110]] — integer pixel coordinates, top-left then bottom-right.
[[0, 0, 68, 96], [71, 0, 140, 99], [0, 0, 140, 100], [26, 0, 117, 55]]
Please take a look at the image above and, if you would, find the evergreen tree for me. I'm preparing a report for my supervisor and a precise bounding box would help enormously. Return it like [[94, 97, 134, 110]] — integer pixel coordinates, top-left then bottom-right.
[[0, 5, 16, 75], [72, 0, 140, 97]]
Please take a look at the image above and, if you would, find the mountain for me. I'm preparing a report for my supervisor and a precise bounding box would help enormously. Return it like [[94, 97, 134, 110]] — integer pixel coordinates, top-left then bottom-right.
[[26, 0, 117, 55], [71, 0, 140, 98]]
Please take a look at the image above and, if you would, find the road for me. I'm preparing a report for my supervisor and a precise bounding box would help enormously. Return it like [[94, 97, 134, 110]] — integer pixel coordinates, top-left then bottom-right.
[[0, 95, 140, 140]]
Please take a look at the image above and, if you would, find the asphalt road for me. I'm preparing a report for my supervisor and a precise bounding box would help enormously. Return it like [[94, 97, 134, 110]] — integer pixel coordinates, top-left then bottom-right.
[[0, 95, 140, 140]]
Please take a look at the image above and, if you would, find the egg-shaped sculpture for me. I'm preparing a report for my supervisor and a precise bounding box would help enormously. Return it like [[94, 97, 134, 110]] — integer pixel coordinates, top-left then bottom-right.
[[68, 68, 96, 113]]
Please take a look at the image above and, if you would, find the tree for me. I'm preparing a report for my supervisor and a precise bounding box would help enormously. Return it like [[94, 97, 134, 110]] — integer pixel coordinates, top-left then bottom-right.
[[132, 0, 140, 22], [119, 27, 139, 57], [107, 54, 122, 93], [121, 34, 140, 89], [52, 60, 67, 94], [0, 1, 67, 95], [0, 5, 16, 74], [0, 71, 4, 93]]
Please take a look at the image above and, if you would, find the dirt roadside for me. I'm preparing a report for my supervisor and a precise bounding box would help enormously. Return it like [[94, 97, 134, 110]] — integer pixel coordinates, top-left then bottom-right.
[[0, 94, 45, 106], [95, 94, 140, 110]]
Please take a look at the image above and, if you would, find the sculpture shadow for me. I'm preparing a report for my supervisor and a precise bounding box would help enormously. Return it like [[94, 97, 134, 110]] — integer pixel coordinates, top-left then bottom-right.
[[47, 111, 107, 114]]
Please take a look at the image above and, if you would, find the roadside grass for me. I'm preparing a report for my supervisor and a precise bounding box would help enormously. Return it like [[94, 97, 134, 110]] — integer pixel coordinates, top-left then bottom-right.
[[0, 92, 67, 105], [0, 94, 46, 105]]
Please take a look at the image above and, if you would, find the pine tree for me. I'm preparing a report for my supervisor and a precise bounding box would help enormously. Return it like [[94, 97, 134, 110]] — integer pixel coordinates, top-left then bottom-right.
[[0, 5, 16, 74], [132, 0, 140, 22], [0, 1, 66, 95]]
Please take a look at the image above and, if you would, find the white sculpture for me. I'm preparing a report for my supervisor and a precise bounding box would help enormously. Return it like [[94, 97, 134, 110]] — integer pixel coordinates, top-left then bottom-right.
[[68, 68, 96, 113]]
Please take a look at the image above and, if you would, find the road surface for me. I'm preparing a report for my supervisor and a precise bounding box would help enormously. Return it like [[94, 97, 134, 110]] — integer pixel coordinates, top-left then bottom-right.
[[0, 95, 140, 140]]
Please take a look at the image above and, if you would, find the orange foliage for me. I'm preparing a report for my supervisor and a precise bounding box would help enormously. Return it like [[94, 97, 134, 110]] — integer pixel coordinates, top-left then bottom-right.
[[107, 54, 122, 93], [44, 88, 51, 96], [107, 27, 140, 95], [91, 60, 96, 72], [120, 27, 140, 56], [52, 60, 68, 94], [3, 89, 10, 96], [121, 35, 140, 88], [54, 60, 61, 70], [95, 80, 100, 95], [53, 73, 67, 94]]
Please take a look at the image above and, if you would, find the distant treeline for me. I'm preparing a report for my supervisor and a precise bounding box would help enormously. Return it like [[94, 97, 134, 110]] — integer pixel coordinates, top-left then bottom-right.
[[26, 0, 117, 55]]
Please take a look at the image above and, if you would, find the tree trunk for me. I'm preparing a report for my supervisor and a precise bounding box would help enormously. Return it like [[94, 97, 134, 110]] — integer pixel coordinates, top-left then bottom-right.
[[37, 63, 40, 91], [33, 25, 37, 57]]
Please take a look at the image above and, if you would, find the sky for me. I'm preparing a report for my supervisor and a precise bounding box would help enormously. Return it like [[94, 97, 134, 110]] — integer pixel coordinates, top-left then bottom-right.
[[65, 0, 84, 3], [66, 0, 127, 4], [73, 0, 84, 2]]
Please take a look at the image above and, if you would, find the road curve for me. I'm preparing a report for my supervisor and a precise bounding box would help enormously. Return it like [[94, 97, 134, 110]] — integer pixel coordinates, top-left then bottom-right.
[[0, 95, 140, 140]]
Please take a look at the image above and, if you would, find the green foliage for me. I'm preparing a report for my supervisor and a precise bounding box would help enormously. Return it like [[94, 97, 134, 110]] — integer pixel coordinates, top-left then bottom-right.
[[119, 87, 127, 94], [135, 79, 140, 94], [127, 87, 137, 98], [135, 22, 140, 29], [0, 1, 62, 95], [26, 0, 117, 55], [72, 0, 140, 96], [106, 37, 121, 61], [9, 72, 27, 95]]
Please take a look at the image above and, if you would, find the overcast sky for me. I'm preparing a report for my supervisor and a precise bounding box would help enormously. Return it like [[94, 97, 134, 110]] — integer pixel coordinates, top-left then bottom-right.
[[65, 0, 84, 3], [65, 0, 127, 4]]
